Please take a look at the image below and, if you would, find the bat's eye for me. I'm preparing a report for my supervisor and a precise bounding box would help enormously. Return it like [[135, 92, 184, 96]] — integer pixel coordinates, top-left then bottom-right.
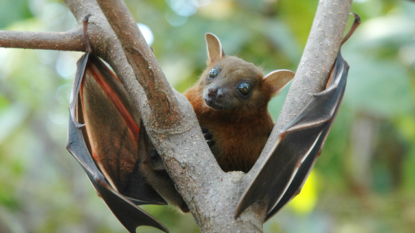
[[208, 68, 218, 78], [237, 82, 251, 96]]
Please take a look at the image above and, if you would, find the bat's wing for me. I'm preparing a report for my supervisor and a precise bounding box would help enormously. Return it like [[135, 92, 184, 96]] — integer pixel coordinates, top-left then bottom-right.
[[262, 54, 347, 220], [235, 52, 348, 220], [67, 113, 168, 232], [235, 14, 360, 220], [66, 15, 168, 232], [77, 54, 166, 205]]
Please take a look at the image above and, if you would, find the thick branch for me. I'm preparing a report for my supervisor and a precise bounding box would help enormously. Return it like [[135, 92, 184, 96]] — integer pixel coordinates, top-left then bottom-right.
[[0, 27, 84, 51], [276, 0, 353, 129], [96, 0, 183, 128]]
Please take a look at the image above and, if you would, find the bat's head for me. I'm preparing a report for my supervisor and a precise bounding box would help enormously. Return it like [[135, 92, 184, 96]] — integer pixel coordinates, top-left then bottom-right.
[[200, 33, 295, 113]]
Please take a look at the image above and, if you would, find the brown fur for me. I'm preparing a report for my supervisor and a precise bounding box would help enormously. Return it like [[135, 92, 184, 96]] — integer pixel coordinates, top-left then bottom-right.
[[184, 56, 275, 172]]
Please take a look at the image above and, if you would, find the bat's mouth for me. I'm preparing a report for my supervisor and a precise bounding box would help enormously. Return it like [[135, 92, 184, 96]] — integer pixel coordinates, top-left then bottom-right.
[[204, 98, 223, 110]]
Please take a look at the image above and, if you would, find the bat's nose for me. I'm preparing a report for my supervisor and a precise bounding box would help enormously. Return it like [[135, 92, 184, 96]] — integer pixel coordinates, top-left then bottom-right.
[[207, 87, 223, 99], [207, 87, 217, 97]]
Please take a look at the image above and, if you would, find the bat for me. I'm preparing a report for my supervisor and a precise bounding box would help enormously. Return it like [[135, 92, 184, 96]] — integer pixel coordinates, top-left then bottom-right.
[[234, 13, 361, 220], [184, 33, 295, 173], [65, 12, 360, 232]]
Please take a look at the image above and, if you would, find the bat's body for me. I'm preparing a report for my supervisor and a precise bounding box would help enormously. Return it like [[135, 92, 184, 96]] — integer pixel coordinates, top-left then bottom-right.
[[186, 90, 274, 172]]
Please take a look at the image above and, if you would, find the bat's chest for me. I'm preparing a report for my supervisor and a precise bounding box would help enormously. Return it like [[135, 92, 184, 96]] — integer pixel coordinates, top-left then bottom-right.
[[204, 119, 273, 173]]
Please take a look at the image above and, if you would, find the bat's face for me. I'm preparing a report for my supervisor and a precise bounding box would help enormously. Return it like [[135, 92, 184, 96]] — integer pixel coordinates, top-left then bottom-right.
[[201, 56, 269, 112]]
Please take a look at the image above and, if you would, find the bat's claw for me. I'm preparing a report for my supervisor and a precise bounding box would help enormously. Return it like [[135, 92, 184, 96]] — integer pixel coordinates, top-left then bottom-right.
[[206, 139, 215, 147], [69, 110, 86, 128], [149, 149, 162, 164], [201, 127, 208, 134], [201, 127, 215, 147], [75, 122, 86, 128]]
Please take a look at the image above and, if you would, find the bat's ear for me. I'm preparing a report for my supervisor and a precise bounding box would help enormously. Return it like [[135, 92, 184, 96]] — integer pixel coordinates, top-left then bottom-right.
[[264, 70, 295, 96], [206, 33, 225, 63]]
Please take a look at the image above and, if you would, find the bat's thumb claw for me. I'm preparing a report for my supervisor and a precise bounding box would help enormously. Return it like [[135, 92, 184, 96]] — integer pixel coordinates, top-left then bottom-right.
[[75, 122, 86, 128]]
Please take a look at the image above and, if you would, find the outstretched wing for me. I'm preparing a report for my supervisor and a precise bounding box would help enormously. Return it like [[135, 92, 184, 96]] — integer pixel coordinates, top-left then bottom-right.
[[235, 13, 360, 221]]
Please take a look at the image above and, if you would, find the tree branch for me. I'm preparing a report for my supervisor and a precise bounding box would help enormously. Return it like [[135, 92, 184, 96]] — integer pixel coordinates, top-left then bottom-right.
[[277, 0, 353, 129], [0, 27, 84, 51], [96, 0, 182, 126]]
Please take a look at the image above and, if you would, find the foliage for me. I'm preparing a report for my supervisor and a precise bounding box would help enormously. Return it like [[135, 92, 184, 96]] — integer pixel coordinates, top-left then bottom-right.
[[0, 0, 414, 232]]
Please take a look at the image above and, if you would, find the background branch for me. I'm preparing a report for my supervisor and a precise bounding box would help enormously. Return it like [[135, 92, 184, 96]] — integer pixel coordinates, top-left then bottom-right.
[[0, 28, 84, 51]]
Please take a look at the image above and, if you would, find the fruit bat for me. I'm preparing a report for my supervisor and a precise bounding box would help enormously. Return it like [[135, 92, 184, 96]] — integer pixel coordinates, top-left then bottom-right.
[[65, 12, 360, 233], [234, 13, 361, 220]]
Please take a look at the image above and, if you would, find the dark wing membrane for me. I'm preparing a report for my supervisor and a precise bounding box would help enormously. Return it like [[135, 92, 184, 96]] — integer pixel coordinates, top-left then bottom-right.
[[67, 53, 168, 232], [80, 55, 166, 205], [265, 57, 348, 220], [235, 52, 349, 219]]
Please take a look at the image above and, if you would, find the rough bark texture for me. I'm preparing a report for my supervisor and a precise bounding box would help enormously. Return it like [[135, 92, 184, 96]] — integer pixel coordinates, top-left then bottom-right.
[[276, 0, 352, 129], [0, 0, 353, 232], [97, 0, 183, 127]]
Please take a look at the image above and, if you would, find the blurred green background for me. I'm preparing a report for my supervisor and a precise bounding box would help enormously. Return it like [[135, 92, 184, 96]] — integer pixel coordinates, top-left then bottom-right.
[[1, 0, 414, 232]]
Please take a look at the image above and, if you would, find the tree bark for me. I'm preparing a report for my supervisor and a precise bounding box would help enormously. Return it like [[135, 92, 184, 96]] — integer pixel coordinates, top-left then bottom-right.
[[0, 0, 353, 232], [0, 28, 84, 51]]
